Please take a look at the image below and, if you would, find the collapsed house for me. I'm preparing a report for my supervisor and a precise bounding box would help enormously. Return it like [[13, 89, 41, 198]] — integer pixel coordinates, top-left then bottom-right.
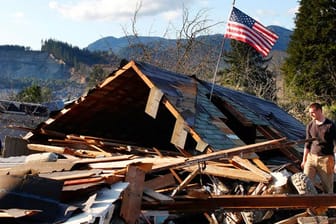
[[1, 60, 336, 224]]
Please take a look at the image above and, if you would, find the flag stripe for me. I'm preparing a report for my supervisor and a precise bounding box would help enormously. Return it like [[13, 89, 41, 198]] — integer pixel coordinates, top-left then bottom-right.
[[226, 22, 273, 50], [225, 33, 269, 56], [253, 23, 278, 44], [224, 7, 279, 57], [225, 22, 271, 56]]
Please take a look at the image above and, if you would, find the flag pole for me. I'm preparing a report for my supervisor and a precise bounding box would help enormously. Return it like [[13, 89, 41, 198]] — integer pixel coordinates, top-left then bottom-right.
[[209, 37, 225, 101], [209, 0, 235, 101]]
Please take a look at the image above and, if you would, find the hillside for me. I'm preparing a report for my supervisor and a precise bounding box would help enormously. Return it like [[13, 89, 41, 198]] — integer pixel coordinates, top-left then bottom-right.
[[87, 25, 292, 54], [0, 49, 71, 82], [0, 46, 86, 100]]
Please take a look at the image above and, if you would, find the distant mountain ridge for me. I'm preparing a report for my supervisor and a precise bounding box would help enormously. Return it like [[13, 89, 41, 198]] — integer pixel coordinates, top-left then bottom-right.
[[0, 25, 292, 101], [87, 25, 292, 55]]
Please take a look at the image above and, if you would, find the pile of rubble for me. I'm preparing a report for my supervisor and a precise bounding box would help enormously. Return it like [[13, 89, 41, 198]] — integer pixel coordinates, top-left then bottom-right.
[[1, 60, 336, 224]]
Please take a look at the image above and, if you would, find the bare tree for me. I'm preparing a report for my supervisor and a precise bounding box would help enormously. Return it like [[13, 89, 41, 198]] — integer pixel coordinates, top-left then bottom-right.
[[122, 3, 223, 80]]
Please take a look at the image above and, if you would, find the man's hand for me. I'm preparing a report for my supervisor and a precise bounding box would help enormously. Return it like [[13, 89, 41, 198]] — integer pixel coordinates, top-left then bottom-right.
[[301, 161, 305, 170]]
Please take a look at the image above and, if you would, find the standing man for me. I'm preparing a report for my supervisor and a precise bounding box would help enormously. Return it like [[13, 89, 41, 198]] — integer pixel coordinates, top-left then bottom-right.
[[301, 102, 336, 193]]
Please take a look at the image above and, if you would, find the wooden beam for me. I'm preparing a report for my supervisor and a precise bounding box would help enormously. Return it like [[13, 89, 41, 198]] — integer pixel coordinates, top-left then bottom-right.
[[171, 168, 199, 197], [152, 138, 287, 172], [183, 138, 286, 164], [120, 164, 147, 224]]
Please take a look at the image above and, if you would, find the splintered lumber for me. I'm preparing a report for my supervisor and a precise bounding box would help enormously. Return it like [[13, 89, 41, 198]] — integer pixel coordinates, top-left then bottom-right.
[[89, 138, 289, 173], [27, 143, 111, 158], [183, 164, 270, 183], [252, 157, 271, 173], [231, 156, 272, 181], [141, 194, 336, 212]]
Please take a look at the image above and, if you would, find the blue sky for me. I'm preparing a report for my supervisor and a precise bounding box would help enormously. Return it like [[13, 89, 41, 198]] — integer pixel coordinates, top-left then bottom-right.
[[0, 0, 299, 50]]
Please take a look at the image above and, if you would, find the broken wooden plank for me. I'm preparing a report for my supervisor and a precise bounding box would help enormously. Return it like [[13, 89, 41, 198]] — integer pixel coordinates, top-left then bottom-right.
[[231, 156, 272, 181], [171, 115, 188, 149], [0, 159, 76, 175], [145, 86, 164, 119], [89, 155, 185, 170], [183, 164, 270, 183], [39, 169, 100, 180], [144, 173, 177, 190], [120, 164, 148, 224], [27, 143, 111, 158]]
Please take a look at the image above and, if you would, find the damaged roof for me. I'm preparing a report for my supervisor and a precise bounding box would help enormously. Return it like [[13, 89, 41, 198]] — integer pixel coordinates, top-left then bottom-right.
[[25, 60, 305, 153]]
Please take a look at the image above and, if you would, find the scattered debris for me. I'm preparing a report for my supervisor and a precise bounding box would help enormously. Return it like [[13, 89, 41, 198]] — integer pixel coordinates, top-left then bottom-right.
[[1, 60, 336, 224]]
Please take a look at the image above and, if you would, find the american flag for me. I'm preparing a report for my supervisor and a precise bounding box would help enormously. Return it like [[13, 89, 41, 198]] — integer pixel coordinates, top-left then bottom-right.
[[225, 7, 278, 57]]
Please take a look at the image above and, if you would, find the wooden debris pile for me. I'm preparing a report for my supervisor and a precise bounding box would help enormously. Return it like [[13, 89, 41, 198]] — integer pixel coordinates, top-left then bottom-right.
[[1, 134, 336, 224]]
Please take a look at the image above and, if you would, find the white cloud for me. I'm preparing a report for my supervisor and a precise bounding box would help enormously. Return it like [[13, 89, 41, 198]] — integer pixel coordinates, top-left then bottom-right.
[[49, 0, 196, 22], [10, 11, 30, 25], [12, 11, 25, 19], [162, 10, 181, 21], [288, 6, 299, 15], [256, 9, 277, 17]]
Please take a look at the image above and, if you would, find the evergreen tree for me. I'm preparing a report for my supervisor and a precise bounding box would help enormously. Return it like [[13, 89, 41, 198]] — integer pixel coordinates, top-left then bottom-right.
[[87, 65, 109, 88], [282, 0, 336, 105], [15, 84, 52, 103], [221, 41, 276, 101]]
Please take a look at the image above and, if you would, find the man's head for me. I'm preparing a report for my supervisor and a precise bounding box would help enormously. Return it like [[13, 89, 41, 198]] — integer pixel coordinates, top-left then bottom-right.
[[308, 103, 324, 121]]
